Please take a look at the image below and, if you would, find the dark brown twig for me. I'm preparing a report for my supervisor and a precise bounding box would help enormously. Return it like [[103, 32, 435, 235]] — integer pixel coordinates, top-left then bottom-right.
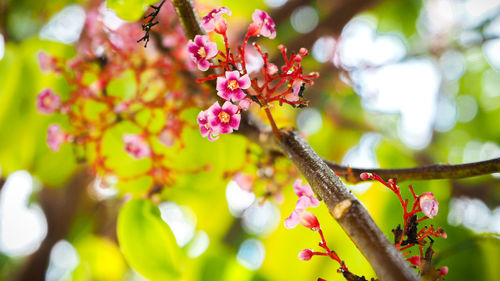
[[137, 0, 166, 47]]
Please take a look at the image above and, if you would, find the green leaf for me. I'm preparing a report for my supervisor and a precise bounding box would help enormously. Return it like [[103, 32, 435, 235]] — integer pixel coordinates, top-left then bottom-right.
[[117, 198, 182, 280], [107, 0, 159, 22]]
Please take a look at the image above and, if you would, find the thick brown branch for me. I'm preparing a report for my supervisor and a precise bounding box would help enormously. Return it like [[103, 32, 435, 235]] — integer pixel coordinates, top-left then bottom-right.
[[280, 128, 417, 281], [326, 158, 500, 183]]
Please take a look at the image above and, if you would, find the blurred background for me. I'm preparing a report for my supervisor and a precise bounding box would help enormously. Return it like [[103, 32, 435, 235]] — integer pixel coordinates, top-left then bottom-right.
[[0, 0, 500, 280]]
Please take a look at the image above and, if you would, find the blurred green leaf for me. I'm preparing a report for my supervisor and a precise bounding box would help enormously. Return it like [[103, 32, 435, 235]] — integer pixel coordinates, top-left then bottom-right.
[[107, 0, 159, 22], [117, 198, 182, 280]]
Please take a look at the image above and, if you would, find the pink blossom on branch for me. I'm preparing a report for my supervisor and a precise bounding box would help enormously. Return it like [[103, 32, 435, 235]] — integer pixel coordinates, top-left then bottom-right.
[[122, 134, 151, 159], [249, 9, 276, 39], [36, 88, 61, 114], [293, 179, 320, 207], [206, 101, 241, 134], [197, 110, 219, 142], [419, 192, 439, 218], [216, 71, 251, 102], [187, 35, 218, 71], [47, 124, 68, 152], [201, 7, 231, 33]]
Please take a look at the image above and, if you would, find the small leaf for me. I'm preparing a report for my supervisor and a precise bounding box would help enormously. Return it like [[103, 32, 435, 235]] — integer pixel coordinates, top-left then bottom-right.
[[107, 0, 159, 22], [117, 198, 182, 280]]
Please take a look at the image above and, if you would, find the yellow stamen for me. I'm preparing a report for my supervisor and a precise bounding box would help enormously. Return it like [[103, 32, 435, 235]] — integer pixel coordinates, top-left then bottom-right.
[[227, 80, 239, 91], [197, 47, 206, 58], [218, 111, 230, 123]]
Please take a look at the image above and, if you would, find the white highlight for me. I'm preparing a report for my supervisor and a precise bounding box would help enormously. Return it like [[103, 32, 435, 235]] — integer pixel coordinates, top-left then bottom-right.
[[39, 5, 86, 44], [45, 240, 80, 281], [159, 202, 196, 247], [291, 6, 319, 34], [226, 180, 255, 217], [237, 239, 265, 270], [0, 171, 47, 257], [242, 200, 280, 236]]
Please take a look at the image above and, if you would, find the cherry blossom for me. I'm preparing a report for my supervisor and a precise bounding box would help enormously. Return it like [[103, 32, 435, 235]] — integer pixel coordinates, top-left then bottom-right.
[[216, 71, 251, 102], [206, 101, 241, 134], [36, 88, 61, 114], [201, 7, 231, 33], [47, 124, 67, 152], [419, 192, 439, 218], [197, 110, 218, 142], [122, 134, 151, 159], [38, 52, 57, 73], [293, 179, 320, 207], [250, 9, 276, 39], [187, 35, 218, 71]]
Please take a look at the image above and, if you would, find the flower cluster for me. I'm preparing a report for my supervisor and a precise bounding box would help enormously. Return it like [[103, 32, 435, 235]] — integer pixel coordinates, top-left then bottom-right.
[[285, 179, 364, 280], [188, 7, 318, 141], [360, 173, 448, 280], [37, 1, 211, 196]]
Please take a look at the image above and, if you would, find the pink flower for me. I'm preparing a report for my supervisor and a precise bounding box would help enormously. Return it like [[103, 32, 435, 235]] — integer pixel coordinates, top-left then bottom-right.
[[238, 98, 252, 110], [197, 110, 219, 141], [206, 101, 241, 134], [187, 35, 218, 71], [122, 134, 151, 159], [158, 129, 175, 147], [216, 71, 251, 102], [419, 192, 439, 218], [201, 7, 231, 33], [285, 81, 302, 102], [233, 172, 253, 191], [285, 210, 319, 230], [250, 9, 276, 39], [36, 88, 61, 114], [47, 124, 67, 152], [38, 52, 57, 73], [298, 249, 314, 261], [293, 179, 320, 207]]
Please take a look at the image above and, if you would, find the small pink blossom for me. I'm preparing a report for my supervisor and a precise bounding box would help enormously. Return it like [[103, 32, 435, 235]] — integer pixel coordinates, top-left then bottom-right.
[[206, 101, 241, 134], [36, 88, 61, 114], [216, 71, 251, 102], [250, 9, 276, 39], [47, 124, 67, 152], [293, 179, 320, 207], [266, 63, 278, 75], [285, 81, 302, 102], [201, 7, 231, 33], [298, 249, 314, 261], [158, 129, 175, 147], [419, 192, 439, 218], [285, 209, 320, 230], [122, 134, 151, 159], [238, 98, 252, 110], [197, 110, 218, 141], [233, 172, 253, 191], [187, 35, 218, 71], [38, 52, 57, 73]]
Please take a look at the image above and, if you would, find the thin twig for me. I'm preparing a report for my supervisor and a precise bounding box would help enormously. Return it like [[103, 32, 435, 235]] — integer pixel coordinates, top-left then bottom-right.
[[326, 158, 500, 183]]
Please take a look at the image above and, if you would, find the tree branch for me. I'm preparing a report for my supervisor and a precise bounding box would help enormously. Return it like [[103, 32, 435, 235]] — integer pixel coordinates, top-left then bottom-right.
[[172, 1, 417, 281], [326, 158, 500, 183], [280, 128, 417, 281]]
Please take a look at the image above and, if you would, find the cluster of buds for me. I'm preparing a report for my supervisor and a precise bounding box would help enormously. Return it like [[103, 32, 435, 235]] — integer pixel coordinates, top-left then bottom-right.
[[36, 1, 209, 195], [188, 7, 318, 141], [360, 173, 448, 280]]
